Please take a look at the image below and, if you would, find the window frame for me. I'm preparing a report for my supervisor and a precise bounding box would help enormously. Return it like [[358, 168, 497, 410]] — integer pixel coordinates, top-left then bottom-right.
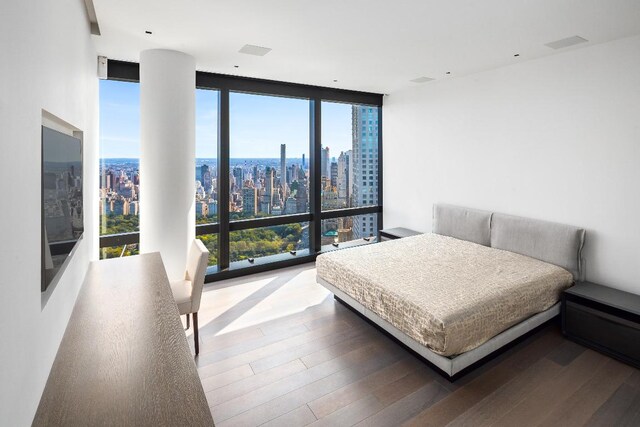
[[100, 60, 383, 282]]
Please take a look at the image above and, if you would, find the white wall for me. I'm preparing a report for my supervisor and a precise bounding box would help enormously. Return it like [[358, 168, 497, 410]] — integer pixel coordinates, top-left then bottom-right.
[[0, 1, 98, 425], [384, 35, 640, 294]]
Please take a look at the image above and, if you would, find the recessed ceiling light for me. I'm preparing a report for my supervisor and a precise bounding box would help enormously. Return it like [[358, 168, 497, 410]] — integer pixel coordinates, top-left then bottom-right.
[[145, 30, 152, 35], [445, 71, 451, 75], [545, 35, 588, 50], [410, 76, 435, 83], [333, 79, 338, 82], [239, 44, 272, 56], [514, 53, 520, 57], [234, 65, 239, 68]]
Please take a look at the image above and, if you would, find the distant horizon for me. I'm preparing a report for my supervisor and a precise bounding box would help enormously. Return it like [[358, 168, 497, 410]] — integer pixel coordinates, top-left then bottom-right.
[[100, 80, 355, 159]]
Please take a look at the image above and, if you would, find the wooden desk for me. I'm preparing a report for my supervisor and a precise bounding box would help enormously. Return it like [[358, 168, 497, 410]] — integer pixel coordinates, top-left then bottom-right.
[[33, 253, 214, 426]]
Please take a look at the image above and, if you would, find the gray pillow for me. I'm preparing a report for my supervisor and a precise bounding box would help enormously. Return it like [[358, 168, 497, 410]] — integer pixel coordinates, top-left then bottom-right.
[[491, 213, 586, 280], [432, 204, 492, 246]]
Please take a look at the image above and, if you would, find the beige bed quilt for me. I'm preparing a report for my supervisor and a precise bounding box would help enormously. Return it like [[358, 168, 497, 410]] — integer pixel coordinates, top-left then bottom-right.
[[315, 233, 573, 356]]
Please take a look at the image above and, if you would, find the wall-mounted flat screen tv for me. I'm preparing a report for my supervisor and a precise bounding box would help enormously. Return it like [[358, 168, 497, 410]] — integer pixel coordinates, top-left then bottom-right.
[[42, 126, 83, 292]]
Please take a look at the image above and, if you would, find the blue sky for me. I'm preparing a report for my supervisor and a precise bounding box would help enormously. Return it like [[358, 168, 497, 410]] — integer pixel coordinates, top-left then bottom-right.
[[99, 80, 353, 160]]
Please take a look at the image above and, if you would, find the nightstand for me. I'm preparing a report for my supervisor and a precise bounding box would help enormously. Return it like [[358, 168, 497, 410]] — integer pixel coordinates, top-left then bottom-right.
[[562, 281, 640, 369], [379, 227, 422, 242]]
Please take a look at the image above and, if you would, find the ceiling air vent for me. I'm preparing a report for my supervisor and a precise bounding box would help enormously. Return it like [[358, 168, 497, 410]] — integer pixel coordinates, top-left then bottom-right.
[[239, 44, 272, 56], [545, 36, 588, 50], [410, 76, 435, 83]]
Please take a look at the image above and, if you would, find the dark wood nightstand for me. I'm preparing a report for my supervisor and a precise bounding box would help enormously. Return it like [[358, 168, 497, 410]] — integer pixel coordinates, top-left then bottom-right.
[[562, 281, 640, 369], [379, 227, 422, 242]]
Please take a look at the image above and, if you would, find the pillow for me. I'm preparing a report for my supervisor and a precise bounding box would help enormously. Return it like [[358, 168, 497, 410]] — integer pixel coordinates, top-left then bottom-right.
[[491, 213, 586, 280], [432, 204, 492, 246]]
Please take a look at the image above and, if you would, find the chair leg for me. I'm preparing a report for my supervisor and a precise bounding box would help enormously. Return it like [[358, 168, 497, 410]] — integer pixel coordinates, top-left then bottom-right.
[[186, 313, 190, 330], [193, 312, 199, 356]]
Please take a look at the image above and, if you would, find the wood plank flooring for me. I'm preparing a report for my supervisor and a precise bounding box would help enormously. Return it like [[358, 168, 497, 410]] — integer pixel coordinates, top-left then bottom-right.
[[184, 263, 640, 426]]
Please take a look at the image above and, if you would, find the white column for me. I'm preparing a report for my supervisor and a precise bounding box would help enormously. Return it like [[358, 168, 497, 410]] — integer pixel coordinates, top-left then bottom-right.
[[140, 49, 195, 282]]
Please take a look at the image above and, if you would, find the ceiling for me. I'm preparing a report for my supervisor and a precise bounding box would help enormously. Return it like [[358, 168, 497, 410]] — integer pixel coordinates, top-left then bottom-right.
[[92, 0, 640, 94]]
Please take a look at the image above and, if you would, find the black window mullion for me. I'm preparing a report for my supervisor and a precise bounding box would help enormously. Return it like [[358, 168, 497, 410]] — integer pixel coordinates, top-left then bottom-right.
[[228, 213, 312, 232], [218, 89, 230, 270], [100, 232, 139, 248], [195, 223, 220, 236], [309, 98, 322, 253], [196, 70, 381, 106]]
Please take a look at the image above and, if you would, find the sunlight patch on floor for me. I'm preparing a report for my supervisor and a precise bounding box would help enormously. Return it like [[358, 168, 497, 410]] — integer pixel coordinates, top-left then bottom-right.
[[195, 264, 330, 337]]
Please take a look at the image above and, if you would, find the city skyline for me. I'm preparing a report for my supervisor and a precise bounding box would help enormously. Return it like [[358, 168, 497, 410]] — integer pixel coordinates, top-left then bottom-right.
[[100, 103, 379, 232], [99, 80, 379, 263]]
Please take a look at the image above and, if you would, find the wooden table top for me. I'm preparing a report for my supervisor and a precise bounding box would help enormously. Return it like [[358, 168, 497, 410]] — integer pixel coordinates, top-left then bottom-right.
[[33, 253, 214, 426]]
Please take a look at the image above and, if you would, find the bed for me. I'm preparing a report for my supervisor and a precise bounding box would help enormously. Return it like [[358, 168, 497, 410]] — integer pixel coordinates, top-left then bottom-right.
[[316, 204, 586, 378]]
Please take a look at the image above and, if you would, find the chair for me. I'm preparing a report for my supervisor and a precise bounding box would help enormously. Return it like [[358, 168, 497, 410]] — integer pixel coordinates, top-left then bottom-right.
[[170, 239, 209, 355]]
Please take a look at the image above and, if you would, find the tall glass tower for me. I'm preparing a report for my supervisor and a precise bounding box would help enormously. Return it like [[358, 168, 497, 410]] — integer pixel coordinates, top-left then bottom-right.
[[280, 143, 286, 195], [351, 106, 378, 239]]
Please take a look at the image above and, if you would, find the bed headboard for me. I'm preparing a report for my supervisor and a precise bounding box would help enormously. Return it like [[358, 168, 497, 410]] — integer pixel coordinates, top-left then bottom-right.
[[433, 204, 492, 246], [433, 204, 586, 280], [491, 213, 585, 281]]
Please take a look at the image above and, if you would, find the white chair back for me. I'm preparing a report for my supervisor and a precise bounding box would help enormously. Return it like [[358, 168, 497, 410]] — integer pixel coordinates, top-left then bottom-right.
[[186, 239, 209, 313]]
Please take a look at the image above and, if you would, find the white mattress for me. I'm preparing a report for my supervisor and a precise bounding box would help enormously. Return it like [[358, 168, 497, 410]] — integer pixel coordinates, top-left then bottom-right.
[[315, 233, 573, 356]]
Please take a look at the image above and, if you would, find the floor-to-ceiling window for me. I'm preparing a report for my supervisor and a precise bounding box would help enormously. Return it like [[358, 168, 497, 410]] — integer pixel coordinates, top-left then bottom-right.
[[227, 92, 310, 266], [98, 79, 140, 259], [321, 101, 380, 248], [99, 61, 382, 280]]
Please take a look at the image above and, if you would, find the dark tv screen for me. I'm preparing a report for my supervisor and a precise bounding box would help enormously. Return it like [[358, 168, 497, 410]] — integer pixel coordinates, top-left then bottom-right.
[[42, 126, 83, 292]]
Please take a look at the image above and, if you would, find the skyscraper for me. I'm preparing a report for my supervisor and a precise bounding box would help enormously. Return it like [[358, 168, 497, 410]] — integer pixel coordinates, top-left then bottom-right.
[[330, 161, 338, 188], [233, 166, 243, 192], [302, 153, 305, 169], [265, 166, 275, 207], [122, 199, 131, 215], [280, 143, 287, 195], [296, 181, 308, 213], [321, 147, 330, 179], [201, 164, 212, 193], [285, 197, 297, 214], [105, 170, 116, 190], [252, 166, 259, 186], [337, 151, 350, 204], [242, 187, 257, 216], [351, 106, 378, 238]]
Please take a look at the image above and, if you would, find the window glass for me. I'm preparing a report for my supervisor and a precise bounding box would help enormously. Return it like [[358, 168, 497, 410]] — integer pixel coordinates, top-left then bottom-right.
[[320, 102, 379, 211], [99, 244, 139, 260], [230, 222, 309, 263], [197, 233, 219, 267], [321, 214, 379, 247], [229, 93, 310, 220], [195, 88, 220, 225], [99, 73, 382, 272], [99, 80, 140, 239]]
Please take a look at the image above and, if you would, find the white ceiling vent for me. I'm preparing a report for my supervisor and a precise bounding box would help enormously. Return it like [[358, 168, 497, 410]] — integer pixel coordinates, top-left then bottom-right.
[[545, 35, 588, 50], [239, 44, 272, 56], [410, 76, 435, 83]]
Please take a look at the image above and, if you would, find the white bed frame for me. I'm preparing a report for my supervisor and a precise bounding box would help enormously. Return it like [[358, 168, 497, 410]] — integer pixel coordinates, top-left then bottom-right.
[[316, 204, 585, 379], [319, 277, 559, 378]]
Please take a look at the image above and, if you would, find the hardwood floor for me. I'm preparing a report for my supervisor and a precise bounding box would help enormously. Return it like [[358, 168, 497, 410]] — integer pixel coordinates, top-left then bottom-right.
[[185, 263, 640, 426]]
